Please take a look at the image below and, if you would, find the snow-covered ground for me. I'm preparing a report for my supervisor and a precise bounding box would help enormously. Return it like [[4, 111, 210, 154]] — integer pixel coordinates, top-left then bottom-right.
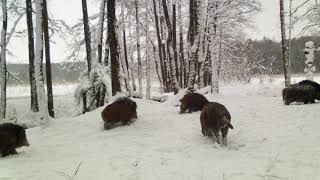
[[1, 76, 320, 180]]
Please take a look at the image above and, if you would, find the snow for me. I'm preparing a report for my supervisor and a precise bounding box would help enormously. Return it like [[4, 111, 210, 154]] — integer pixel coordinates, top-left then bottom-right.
[[1, 76, 320, 179]]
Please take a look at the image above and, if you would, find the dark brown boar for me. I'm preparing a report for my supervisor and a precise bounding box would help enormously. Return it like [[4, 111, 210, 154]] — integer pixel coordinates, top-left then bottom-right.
[[282, 83, 317, 105], [200, 102, 234, 146], [101, 97, 137, 130], [179, 93, 209, 113], [298, 80, 320, 100], [0, 123, 30, 157]]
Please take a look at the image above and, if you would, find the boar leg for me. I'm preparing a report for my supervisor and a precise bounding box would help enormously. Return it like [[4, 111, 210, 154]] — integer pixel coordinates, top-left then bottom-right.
[[221, 127, 229, 146], [206, 129, 213, 137], [213, 130, 221, 144], [201, 127, 206, 136], [179, 105, 187, 114], [2, 146, 17, 157], [121, 120, 130, 126], [104, 122, 112, 130], [310, 99, 316, 104], [284, 100, 290, 105]]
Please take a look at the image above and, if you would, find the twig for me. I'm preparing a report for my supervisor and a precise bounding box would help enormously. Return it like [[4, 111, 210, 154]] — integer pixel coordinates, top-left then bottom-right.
[[6, 69, 24, 84], [74, 161, 83, 176], [56, 161, 83, 180]]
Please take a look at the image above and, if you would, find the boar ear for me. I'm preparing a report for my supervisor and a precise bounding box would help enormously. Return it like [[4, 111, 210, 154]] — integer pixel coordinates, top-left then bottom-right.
[[228, 123, 234, 129]]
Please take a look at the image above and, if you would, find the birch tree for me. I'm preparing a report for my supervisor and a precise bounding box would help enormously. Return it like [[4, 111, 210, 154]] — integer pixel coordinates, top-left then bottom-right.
[[42, 0, 54, 117], [34, 0, 49, 125], [128, 23, 137, 92], [26, 0, 39, 112], [97, 0, 107, 107], [80, 0, 93, 112], [187, 0, 201, 90], [82, 0, 92, 73], [208, 1, 219, 93], [0, 0, 8, 119], [120, 0, 131, 94], [146, 0, 151, 99], [135, 0, 143, 97], [98, 0, 106, 64], [107, 0, 121, 95], [162, 0, 179, 94], [178, 0, 186, 88], [153, 0, 167, 92], [280, 0, 291, 87], [172, 0, 180, 89]]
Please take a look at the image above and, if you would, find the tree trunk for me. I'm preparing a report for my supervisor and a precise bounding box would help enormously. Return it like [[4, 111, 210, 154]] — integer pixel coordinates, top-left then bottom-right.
[[187, 0, 200, 90], [135, 0, 143, 97], [146, 0, 151, 99], [153, 46, 162, 89], [161, 0, 179, 94], [172, 2, 180, 88], [82, 0, 92, 72], [178, 0, 186, 88], [42, 0, 54, 117], [107, 0, 121, 95], [121, 0, 131, 94], [288, 0, 293, 79], [208, 1, 219, 93], [130, 52, 137, 91], [81, 0, 92, 111], [35, 0, 49, 125], [0, 0, 8, 119], [198, 5, 209, 89], [98, 0, 106, 64], [280, 0, 291, 87], [104, 42, 109, 66], [95, 0, 107, 108], [26, 0, 39, 113], [153, 0, 165, 92]]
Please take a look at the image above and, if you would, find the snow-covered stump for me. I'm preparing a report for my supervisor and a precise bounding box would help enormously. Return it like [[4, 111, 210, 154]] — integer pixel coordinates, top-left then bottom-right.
[[303, 41, 317, 80]]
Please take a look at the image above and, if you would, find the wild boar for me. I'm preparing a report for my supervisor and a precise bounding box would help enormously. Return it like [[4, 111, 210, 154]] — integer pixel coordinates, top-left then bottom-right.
[[179, 93, 209, 113], [0, 123, 30, 157], [200, 102, 234, 146], [101, 97, 137, 130], [282, 83, 317, 105]]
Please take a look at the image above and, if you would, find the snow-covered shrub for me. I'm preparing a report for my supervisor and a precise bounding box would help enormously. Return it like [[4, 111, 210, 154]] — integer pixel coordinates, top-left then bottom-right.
[[74, 64, 111, 115]]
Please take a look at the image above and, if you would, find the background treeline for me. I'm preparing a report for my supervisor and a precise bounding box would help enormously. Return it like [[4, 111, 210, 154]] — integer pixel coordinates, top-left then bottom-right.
[[253, 36, 320, 75], [7, 36, 320, 85], [7, 62, 85, 85]]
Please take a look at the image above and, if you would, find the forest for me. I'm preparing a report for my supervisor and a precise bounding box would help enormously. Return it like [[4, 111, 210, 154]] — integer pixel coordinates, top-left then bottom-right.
[[1, 0, 320, 179]]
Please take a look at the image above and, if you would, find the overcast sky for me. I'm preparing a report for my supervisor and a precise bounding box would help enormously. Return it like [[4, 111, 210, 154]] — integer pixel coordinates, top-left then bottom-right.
[[248, 0, 280, 40], [5, 0, 294, 63]]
